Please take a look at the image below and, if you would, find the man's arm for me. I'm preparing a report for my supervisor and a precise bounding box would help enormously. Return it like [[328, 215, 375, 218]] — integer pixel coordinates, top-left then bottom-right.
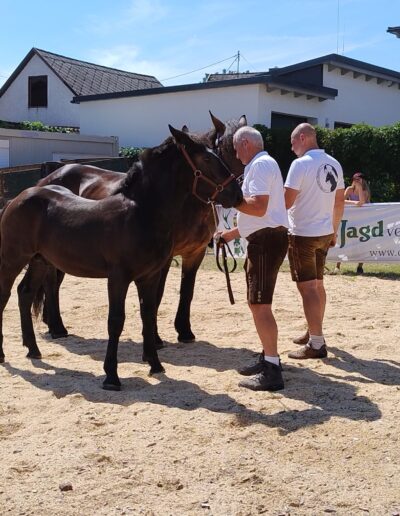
[[215, 195, 268, 243], [236, 195, 268, 217], [214, 227, 240, 244], [284, 187, 299, 209], [330, 188, 345, 247]]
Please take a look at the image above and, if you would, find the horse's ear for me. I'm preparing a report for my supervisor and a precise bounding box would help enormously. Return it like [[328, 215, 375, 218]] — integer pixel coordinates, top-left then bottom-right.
[[239, 115, 247, 126], [181, 125, 189, 133], [169, 125, 196, 147], [209, 111, 226, 137]]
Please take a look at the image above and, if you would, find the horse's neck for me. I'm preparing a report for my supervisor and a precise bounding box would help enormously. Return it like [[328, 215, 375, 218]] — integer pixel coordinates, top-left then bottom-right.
[[128, 146, 193, 230]]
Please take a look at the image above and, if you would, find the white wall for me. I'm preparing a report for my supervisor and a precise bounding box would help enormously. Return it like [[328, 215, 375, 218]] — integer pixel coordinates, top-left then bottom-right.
[[79, 84, 262, 147], [0, 128, 118, 167], [0, 54, 79, 127], [320, 65, 400, 128], [79, 67, 400, 148]]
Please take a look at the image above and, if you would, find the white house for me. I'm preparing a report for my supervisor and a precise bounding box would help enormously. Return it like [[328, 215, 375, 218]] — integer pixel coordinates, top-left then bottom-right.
[[0, 48, 162, 128], [75, 54, 400, 148]]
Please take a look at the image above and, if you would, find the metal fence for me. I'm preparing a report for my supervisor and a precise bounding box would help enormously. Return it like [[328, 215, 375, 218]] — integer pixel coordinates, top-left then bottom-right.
[[0, 157, 135, 206]]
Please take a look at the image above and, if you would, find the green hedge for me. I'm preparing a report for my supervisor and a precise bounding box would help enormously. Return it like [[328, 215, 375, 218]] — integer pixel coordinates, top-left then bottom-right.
[[119, 146, 143, 160], [0, 119, 77, 133], [254, 123, 400, 202]]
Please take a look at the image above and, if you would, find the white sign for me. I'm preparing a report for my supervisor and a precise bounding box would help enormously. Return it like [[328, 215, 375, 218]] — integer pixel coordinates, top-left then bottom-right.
[[216, 203, 400, 263], [215, 206, 247, 258], [328, 203, 400, 263]]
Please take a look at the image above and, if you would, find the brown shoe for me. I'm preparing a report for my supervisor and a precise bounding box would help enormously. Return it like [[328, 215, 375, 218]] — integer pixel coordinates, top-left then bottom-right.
[[288, 344, 327, 360], [292, 330, 310, 345]]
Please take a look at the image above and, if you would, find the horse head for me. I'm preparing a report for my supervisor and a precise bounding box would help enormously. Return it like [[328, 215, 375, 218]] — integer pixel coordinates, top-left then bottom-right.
[[169, 125, 243, 208], [324, 164, 339, 192], [208, 111, 247, 179]]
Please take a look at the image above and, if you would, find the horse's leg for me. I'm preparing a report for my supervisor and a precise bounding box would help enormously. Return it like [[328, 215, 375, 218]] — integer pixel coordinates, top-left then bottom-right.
[[174, 247, 206, 343], [136, 274, 165, 375], [154, 257, 173, 349], [17, 259, 49, 359], [102, 273, 130, 391], [43, 267, 68, 338], [0, 261, 28, 363]]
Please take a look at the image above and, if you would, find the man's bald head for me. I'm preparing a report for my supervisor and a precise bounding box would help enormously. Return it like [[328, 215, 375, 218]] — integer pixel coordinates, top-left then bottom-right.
[[290, 123, 318, 157]]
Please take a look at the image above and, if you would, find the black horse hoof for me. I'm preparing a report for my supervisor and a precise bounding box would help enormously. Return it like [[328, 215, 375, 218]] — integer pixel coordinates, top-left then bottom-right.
[[149, 364, 165, 376], [0, 356, 4, 364], [102, 381, 121, 391], [26, 352, 42, 359], [178, 335, 195, 343], [50, 330, 68, 339]]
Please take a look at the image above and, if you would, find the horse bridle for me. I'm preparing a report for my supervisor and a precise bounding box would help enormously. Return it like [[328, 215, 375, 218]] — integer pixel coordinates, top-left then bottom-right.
[[178, 141, 239, 305], [178, 144, 237, 204]]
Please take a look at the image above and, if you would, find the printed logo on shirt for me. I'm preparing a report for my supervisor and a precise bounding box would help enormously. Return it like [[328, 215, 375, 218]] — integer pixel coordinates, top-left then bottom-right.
[[316, 164, 338, 193]]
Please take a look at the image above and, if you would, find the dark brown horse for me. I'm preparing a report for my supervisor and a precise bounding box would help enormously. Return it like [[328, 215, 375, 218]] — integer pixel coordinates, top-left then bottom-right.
[[29, 112, 247, 344], [0, 126, 243, 390]]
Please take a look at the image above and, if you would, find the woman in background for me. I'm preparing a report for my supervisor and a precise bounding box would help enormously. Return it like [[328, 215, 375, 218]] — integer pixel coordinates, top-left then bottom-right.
[[335, 172, 371, 274]]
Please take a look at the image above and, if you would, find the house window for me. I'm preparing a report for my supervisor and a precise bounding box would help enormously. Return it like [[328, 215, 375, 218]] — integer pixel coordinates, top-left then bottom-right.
[[28, 76, 48, 108], [334, 121, 353, 129]]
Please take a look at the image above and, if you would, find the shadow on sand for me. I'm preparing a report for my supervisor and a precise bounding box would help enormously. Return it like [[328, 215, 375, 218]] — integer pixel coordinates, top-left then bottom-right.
[[1, 334, 385, 435]]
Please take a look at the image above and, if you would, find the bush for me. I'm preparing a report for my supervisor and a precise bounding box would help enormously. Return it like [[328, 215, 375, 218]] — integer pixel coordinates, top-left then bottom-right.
[[0, 119, 77, 133], [119, 146, 144, 161], [254, 123, 400, 202]]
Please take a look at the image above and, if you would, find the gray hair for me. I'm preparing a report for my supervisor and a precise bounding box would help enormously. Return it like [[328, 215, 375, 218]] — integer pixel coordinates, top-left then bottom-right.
[[233, 126, 264, 150]]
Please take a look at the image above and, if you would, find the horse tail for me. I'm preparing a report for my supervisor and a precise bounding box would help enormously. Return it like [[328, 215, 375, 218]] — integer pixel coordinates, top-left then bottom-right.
[[32, 284, 45, 321]]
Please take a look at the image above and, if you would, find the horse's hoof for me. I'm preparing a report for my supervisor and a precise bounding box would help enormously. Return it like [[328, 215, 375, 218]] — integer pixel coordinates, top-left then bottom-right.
[[26, 352, 42, 360], [149, 364, 165, 376], [178, 336, 195, 344], [50, 330, 68, 339], [102, 382, 121, 391], [0, 356, 4, 364], [102, 384, 121, 391]]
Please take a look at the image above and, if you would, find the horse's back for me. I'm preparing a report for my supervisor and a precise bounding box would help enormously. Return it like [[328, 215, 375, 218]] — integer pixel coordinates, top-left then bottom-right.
[[37, 164, 125, 199]]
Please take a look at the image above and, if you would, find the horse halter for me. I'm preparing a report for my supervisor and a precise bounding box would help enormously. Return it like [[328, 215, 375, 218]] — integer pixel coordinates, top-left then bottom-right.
[[178, 144, 236, 204]]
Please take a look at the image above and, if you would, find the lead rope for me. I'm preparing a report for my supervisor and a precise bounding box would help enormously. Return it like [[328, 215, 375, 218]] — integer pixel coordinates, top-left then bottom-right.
[[211, 202, 237, 305]]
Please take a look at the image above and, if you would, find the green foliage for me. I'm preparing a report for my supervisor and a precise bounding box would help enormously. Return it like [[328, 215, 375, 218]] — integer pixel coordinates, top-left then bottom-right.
[[0, 119, 77, 133], [119, 146, 144, 160], [254, 123, 400, 202]]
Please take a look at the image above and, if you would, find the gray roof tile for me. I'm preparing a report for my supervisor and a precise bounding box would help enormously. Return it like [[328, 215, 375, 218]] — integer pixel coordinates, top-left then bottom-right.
[[0, 48, 162, 98]]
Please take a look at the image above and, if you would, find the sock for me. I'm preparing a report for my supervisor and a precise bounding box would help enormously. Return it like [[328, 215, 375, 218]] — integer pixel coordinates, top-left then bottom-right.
[[309, 334, 325, 349], [264, 355, 280, 367]]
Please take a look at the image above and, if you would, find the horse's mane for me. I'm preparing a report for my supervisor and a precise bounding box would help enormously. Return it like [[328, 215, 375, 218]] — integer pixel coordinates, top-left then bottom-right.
[[117, 131, 211, 197]]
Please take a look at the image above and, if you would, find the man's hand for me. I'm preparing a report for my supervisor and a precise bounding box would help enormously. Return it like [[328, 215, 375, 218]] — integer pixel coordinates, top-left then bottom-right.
[[213, 227, 240, 245], [330, 234, 337, 247]]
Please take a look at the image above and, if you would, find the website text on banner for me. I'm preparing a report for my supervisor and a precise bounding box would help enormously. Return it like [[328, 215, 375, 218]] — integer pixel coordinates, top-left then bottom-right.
[[216, 203, 400, 263], [328, 203, 400, 263]]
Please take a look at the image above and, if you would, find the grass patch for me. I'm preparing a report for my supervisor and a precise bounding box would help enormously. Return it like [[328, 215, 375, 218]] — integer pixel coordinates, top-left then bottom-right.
[[325, 262, 400, 280], [173, 253, 400, 279]]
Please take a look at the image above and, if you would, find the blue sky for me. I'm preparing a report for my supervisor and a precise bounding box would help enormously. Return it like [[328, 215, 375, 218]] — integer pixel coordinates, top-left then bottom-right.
[[1, 0, 399, 87]]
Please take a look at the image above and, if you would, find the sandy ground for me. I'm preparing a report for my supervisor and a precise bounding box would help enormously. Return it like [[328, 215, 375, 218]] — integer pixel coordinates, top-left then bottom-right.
[[0, 264, 399, 516]]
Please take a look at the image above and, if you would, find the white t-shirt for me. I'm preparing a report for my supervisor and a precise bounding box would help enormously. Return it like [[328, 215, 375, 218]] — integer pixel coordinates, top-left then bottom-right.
[[237, 151, 288, 238], [285, 149, 344, 237]]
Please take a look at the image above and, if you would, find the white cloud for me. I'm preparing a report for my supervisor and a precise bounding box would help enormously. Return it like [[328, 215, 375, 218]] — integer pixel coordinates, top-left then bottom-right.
[[126, 0, 167, 22], [88, 45, 181, 80]]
